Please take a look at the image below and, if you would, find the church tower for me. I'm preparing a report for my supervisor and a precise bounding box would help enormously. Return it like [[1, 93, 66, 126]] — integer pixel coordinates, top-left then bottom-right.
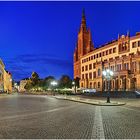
[[74, 9, 94, 79]]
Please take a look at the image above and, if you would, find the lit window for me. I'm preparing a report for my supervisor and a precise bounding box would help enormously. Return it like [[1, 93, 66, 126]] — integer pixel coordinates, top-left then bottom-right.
[[82, 74, 84, 79], [106, 50, 108, 55], [132, 42, 137, 48], [89, 64, 92, 70], [138, 41, 140, 47], [89, 73, 92, 79], [113, 48, 116, 53], [85, 65, 88, 71], [96, 54, 98, 58], [93, 63, 96, 69], [93, 72, 96, 78], [98, 82, 100, 88], [109, 49, 112, 54], [85, 73, 88, 79]]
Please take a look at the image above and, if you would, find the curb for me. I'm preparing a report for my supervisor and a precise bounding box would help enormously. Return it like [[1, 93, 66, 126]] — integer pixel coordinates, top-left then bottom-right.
[[55, 97, 126, 106]]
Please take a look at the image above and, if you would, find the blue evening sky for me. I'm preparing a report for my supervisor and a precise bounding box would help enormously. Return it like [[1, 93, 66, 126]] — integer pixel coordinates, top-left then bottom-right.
[[0, 1, 140, 80]]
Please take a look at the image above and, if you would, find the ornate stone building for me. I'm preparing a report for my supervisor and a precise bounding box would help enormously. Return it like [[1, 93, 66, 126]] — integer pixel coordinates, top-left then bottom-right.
[[74, 10, 140, 91]]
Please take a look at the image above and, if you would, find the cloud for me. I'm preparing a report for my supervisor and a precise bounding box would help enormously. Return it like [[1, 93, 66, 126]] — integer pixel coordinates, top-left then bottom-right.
[[15, 53, 72, 67], [2, 53, 73, 81]]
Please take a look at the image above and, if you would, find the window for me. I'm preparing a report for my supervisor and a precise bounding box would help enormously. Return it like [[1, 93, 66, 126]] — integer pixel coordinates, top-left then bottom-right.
[[119, 44, 122, 51], [82, 74, 84, 79], [91, 56, 93, 60], [106, 50, 108, 55], [117, 64, 122, 71], [94, 55, 96, 59], [98, 82, 100, 88], [132, 42, 137, 48], [122, 55, 126, 58], [99, 53, 101, 57], [93, 63, 96, 69], [85, 73, 88, 79], [109, 49, 112, 54], [93, 72, 96, 78], [132, 62, 136, 72], [126, 63, 129, 70], [117, 64, 120, 71], [98, 69, 101, 76], [96, 54, 98, 58], [102, 51, 104, 56], [85, 65, 88, 71], [111, 66, 114, 71], [115, 56, 119, 60], [109, 58, 113, 61], [89, 57, 90, 61], [138, 41, 140, 47], [82, 66, 84, 72], [113, 48, 116, 53], [89, 72, 92, 79], [89, 64, 92, 70], [90, 82, 92, 88], [94, 82, 96, 88], [129, 53, 134, 56]]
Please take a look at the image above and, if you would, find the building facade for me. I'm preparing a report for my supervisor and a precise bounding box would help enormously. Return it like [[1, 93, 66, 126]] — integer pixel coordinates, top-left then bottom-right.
[[4, 70, 12, 93], [0, 59, 12, 93], [74, 10, 140, 91], [0, 59, 5, 91], [19, 79, 28, 92]]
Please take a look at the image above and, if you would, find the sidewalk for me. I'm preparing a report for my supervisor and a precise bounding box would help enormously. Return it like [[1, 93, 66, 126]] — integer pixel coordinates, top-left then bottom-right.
[[55, 95, 126, 106]]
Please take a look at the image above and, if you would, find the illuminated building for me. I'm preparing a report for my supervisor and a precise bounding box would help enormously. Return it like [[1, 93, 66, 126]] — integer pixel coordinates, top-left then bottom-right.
[[74, 10, 140, 91]]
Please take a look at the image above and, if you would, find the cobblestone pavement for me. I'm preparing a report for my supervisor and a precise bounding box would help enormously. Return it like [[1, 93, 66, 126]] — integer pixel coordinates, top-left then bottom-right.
[[0, 94, 140, 139]]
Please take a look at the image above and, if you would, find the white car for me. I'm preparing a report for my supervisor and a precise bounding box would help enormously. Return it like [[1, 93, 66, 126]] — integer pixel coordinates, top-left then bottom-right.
[[82, 88, 96, 93]]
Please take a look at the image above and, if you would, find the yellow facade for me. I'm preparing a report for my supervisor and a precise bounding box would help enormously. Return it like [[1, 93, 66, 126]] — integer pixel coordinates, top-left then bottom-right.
[[4, 70, 12, 93], [74, 10, 140, 91], [80, 34, 140, 91], [0, 59, 12, 93], [0, 59, 5, 91]]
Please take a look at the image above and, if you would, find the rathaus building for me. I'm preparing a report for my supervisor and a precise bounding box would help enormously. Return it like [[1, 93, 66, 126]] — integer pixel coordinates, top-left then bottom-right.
[[74, 10, 140, 91]]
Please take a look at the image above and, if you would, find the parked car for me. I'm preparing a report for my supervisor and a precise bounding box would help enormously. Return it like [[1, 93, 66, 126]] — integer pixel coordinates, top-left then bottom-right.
[[82, 88, 96, 93]]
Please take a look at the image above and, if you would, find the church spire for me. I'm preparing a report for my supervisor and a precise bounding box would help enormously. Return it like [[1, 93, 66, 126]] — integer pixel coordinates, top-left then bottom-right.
[[80, 8, 87, 31]]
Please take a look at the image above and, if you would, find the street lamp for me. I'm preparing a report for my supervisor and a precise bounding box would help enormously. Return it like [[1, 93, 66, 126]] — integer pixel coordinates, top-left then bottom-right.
[[102, 69, 114, 103], [72, 81, 76, 94], [50, 81, 58, 96]]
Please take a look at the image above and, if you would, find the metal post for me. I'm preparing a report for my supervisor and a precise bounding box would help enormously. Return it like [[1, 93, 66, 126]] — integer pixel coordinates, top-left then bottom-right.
[[107, 79, 110, 103], [74, 84, 76, 94]]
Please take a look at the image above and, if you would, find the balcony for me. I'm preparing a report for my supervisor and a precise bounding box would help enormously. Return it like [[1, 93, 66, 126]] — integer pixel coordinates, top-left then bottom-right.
[[114, 70, 131, 76]]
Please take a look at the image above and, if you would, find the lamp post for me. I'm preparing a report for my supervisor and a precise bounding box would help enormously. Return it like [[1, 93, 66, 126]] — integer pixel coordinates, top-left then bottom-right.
[[72, 81, 76, 94], [50, 81, 58, 96], [102, 69, 114, 103]]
